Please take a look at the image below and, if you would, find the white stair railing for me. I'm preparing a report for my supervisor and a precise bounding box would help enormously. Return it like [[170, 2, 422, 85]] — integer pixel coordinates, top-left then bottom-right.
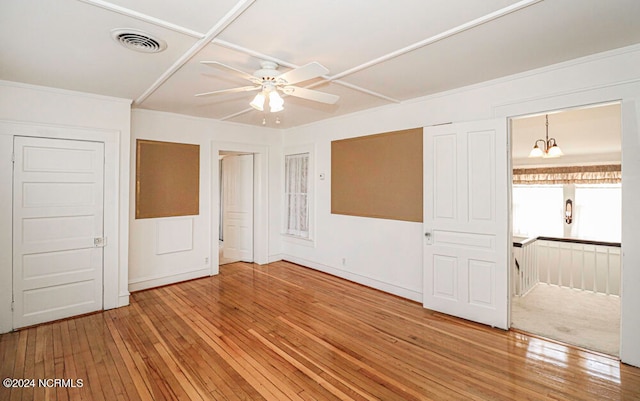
[[535, 239, 621, 296], [513, 238, 537, 296]]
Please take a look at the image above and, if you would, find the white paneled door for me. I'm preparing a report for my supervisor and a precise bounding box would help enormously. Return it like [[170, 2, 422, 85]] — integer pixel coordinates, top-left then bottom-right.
[[222, 154, 254, 262], [13, 136, 104, 329], [423, 119, 508, 329]]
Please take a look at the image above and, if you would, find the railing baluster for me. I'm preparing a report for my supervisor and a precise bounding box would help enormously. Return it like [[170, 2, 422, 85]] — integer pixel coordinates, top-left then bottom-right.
[[546, 242, 550, 285], [581, 244, 585, 291], [532, 242, 537, 289], [593, 247, 598, 294], [528, 238, 619, 297], [606, 247, 611, 296], [557, 243, 562, 287], [569, 243, 574, 289]]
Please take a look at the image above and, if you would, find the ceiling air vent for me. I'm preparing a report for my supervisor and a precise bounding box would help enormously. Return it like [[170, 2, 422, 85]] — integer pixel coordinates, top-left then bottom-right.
[[111, 29, 167, 53]]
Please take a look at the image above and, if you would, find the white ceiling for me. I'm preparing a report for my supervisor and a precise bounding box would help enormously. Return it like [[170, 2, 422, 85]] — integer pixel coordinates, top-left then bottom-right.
[[1, 0, 639, 129], [512, 103, 621, 167]]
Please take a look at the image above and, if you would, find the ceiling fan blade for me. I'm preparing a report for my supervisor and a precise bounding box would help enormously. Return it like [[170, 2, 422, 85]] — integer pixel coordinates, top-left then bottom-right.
[[195, 85, 260, 97], [200, 61, 260, 83], [282, 86, 339, 104], [277, 62, 329, 85]]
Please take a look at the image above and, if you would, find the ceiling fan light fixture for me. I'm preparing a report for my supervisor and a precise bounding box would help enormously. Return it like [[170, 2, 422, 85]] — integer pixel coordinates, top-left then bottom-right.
[[198, 60, 339, 123], [250, 92, 265, 111], [270, 103, 284, 113], [269, 91, 284, 112]]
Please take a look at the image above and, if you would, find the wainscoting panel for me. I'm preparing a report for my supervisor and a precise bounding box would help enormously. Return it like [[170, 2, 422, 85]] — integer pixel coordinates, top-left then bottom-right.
[[156, 218, 194, 255]]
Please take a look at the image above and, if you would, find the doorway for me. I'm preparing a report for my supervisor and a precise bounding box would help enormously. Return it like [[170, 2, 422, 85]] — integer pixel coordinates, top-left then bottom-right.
[[13, 136, 105, 328], [219, 152, 254, 265], [509, 102, 622, 356]]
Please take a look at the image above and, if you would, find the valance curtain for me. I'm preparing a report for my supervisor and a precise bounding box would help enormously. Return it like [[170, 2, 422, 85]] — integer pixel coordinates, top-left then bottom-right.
[[513, 164, 621, 185]]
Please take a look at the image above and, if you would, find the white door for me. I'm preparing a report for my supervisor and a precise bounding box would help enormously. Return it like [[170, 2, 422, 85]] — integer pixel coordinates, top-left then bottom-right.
[[423, 119, 509, 329], [13, 136, 104, 329], [222, 154, 254, 262]]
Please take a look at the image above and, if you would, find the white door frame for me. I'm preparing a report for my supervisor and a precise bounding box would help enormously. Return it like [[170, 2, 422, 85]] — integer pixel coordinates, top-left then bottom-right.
[[210, 141, 269, 274], [505, 101, 622, 340], [493, 83, 640, 367], [0, 120, 123, 333]]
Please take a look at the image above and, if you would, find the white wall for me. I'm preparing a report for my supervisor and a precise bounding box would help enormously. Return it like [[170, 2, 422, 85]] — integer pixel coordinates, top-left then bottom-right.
[[129, 109, 282, 290], [1, 45, 638, 366], [0, 81, 132, 333], [282, 44, 640, 367]]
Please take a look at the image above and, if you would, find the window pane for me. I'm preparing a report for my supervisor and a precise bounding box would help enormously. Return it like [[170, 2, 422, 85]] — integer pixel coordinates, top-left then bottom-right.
[[574, 184, 621, 242], [512, 185, 563, 237], [285, 153, 310, 238]]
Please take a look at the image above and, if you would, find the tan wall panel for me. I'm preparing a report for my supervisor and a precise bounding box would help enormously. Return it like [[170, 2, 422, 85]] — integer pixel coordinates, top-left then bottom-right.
[[136, 139, 199, 219], [331, 128, 423, 222]]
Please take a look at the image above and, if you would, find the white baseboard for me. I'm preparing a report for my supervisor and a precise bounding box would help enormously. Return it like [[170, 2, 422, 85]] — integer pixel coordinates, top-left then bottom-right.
[[128, 267, 210, 292], [0, 317, 10, 334], [282, 255, 422, 303], [118, 293, 130, 307], [268, 254, 284, 264]]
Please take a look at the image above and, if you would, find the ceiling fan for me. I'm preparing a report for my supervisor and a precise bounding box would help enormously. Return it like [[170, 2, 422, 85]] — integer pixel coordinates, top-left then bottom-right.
[[195, 60, 339, 112]]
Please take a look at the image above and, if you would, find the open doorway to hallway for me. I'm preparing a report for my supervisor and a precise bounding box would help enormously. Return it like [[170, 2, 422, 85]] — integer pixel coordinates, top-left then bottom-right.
[[509, 102, 622, 356], [219, 151, 254, 266]]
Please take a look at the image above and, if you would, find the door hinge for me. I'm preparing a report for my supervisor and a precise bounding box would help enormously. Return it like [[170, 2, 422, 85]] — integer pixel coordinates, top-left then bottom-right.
[[11, 152, 15, 163], [11, 301, 14, 312]]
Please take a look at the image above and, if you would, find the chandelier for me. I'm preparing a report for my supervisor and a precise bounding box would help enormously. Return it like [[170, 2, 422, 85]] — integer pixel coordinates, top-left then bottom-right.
[[528, 114, 563, 158]]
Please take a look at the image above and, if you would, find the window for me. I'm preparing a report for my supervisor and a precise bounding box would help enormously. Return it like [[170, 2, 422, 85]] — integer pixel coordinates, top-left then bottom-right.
[[284, 152, 310, 238], [512, 183, 622, 242], [574, 184, 621, 242], [512, 185, 564, 237]]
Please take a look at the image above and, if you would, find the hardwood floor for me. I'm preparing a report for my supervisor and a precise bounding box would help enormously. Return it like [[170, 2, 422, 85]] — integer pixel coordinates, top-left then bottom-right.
[[2, 261, 639, 401]]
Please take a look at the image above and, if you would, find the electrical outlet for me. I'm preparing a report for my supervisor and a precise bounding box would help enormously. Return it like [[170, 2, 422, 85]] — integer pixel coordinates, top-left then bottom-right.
[[205, 257, 209, 264], [342, 257, 346, 266]]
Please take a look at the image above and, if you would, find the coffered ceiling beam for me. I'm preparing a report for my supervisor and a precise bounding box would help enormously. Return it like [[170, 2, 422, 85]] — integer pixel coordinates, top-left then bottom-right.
[[133, 0, 256, 106], [330, 0, 543, 81]]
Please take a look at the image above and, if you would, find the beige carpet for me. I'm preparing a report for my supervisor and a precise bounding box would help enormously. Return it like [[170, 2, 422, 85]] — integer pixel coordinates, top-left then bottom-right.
[[511, 284, 620, 356]]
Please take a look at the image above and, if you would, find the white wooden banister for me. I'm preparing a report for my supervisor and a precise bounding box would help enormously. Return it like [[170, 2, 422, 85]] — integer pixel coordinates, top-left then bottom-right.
[[514, 237, 621, 297], [513, 237, 537, 296]]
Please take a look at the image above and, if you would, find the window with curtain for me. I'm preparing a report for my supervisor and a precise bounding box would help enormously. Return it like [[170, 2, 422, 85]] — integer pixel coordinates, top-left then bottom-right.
[[512, 185, 564, 238], [512, 164, 621, 185], [285, 152, 310, 238], [574, 184, 621, 242]]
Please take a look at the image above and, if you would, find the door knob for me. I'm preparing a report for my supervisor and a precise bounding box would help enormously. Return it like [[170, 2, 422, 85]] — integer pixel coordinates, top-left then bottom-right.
[[424, 231, 433, 245]]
